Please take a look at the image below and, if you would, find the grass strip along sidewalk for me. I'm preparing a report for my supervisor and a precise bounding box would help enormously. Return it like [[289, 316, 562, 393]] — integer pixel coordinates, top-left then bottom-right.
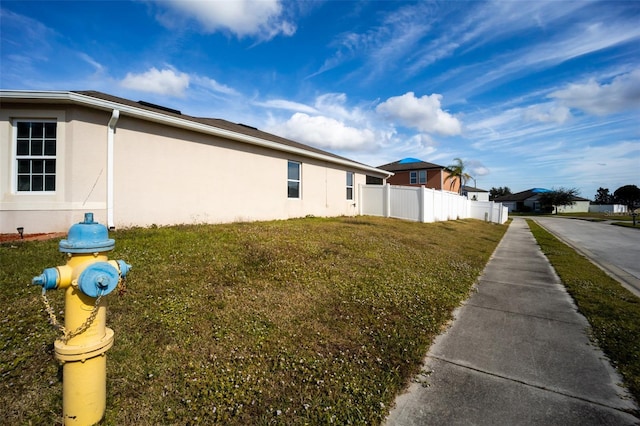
[[1, 216, 506, 425], [527, 220, 640, 407]]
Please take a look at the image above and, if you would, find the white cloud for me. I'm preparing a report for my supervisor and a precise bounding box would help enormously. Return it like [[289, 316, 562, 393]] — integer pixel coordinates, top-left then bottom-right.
[[524, 103, 572, 124], [407, 133, 435, 149], [376, 92, 462, 136], [154, 0, 295, 40], [120, 67, 190, 97], [255, 99, 318, 114], [268, 113, 376, 151], [191, 75, 238, 96], [549, 70, 640, 116], [432, 5, 640, 103], [310, 3, 433, 80], [313, 93, 370, 123], [465, 160, 489, 177], [77, 53, 104, 73]]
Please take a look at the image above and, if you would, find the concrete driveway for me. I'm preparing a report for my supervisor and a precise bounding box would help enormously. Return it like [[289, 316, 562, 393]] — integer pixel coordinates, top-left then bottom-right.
[[532, 217, 640, 297]]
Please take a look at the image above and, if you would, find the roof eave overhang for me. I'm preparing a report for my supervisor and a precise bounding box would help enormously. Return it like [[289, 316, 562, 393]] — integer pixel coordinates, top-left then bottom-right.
[[1, 90, 393, 178]]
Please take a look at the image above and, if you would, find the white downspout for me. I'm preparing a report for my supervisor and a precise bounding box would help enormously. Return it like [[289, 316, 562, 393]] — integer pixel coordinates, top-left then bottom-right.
[[107, 109, 120, 229]]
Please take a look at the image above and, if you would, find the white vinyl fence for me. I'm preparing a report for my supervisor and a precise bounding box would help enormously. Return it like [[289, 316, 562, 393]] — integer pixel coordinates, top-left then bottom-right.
[[588, 204, 628, 214], [359, 184, 508, 224]]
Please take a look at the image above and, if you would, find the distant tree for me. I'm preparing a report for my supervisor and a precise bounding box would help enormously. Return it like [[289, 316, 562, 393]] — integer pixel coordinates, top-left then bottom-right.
[[538, 187, 580, 214], [613, 185, 640, 210], [489, 186, 512, 201], [593, 187, 613, 204], [444, 158, 472, 195]]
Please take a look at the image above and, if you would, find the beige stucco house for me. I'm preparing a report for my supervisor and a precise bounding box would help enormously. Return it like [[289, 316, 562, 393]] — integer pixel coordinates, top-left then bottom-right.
[[0, 90, 392, 234]]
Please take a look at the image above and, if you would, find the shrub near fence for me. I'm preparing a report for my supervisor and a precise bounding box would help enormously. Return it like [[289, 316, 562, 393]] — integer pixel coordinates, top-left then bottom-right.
[[359, 184, 508, 224]]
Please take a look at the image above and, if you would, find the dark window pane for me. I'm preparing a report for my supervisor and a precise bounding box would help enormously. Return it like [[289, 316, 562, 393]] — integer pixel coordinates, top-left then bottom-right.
[[45, 159, 56, 173], [17, 122, 30, 138], [31, 140, 43, 155], [44, 140, 56, 155], [17, 140, 29, 155], [31, 122, 44, 138], [32, 160, 44, 174], [347, 187, 353, 200], [18, 160, 30, 173], [419, 170, 426, 183], [18, 175, 30, 191], [32, 176, 43, 191], [45, 122, 56, 138], [288, 161, 299, 180], [45, 175, 56, 191], [288, 181, 299, 198]]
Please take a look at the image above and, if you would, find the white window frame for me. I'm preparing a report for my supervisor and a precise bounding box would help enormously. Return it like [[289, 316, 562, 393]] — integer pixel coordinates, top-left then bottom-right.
[[418, 170, 427, 184], [13, 119, 58, 193], [287, 160, 301, 199], [346, 171, 354, 200], [409, 171, 417, 184]]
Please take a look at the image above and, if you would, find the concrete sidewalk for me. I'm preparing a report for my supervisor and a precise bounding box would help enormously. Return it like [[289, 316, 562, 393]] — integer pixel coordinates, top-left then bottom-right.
[[385, 218, 639, 425]]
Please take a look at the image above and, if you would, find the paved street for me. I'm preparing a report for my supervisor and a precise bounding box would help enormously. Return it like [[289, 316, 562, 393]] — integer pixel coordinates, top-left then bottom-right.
[[532, 217, 640, 296]]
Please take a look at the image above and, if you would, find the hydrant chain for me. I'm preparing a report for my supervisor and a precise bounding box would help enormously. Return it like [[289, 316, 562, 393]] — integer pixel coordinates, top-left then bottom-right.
[[41, 287, 104, 343]]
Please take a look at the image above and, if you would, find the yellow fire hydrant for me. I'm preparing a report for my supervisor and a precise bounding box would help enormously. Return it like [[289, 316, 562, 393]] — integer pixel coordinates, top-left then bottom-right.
[[33, 213, 131, 426]]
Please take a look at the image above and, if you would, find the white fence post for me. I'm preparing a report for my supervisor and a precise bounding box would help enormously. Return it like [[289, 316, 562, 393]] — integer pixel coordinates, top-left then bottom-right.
[[384, 184, 391, 218], [419, 186, 426, 223]]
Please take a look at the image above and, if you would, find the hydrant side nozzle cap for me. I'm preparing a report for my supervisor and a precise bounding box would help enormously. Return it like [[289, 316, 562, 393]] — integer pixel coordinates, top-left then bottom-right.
[[116, 260, 132, 278], [32, 267, 59, 290], [59, 212, 115, 253]]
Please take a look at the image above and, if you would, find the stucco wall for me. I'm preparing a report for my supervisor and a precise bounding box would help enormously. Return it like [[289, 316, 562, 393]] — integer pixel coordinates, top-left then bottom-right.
[[0, 104, 108, 232], [112, 116, 363, 227], [1, 101, 369, 232]]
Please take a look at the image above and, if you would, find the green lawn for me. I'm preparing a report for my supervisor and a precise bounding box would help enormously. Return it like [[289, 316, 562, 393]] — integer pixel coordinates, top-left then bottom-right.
[[1, 216, 507, 425], [527, 220, 640, 405]]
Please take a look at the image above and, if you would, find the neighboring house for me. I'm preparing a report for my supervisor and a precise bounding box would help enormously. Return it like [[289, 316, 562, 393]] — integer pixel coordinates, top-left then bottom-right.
[[376, 158, 459, 193], [0, 90, 392, 233], [495, 188, 590, 213], [462, 185, 489, 202]]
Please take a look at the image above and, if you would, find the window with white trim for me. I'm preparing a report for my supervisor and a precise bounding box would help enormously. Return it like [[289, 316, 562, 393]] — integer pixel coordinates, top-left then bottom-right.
[[346, 171, 354, 200], [15, 120, 57, 192], [418, 170, 426, 184], [410, 170, 426, 185], [287, 160, 301, 198]]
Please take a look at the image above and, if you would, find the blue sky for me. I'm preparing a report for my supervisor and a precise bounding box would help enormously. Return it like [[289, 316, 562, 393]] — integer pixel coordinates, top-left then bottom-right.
[[2, 0, 639, 199]]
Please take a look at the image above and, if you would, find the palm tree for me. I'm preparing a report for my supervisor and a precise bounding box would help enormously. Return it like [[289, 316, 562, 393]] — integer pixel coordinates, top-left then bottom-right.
[[444, 158, 471, 195]]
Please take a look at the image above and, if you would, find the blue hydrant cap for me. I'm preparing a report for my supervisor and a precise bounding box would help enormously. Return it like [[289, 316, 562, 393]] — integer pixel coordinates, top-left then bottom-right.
[[59, 213, 115, 253]]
